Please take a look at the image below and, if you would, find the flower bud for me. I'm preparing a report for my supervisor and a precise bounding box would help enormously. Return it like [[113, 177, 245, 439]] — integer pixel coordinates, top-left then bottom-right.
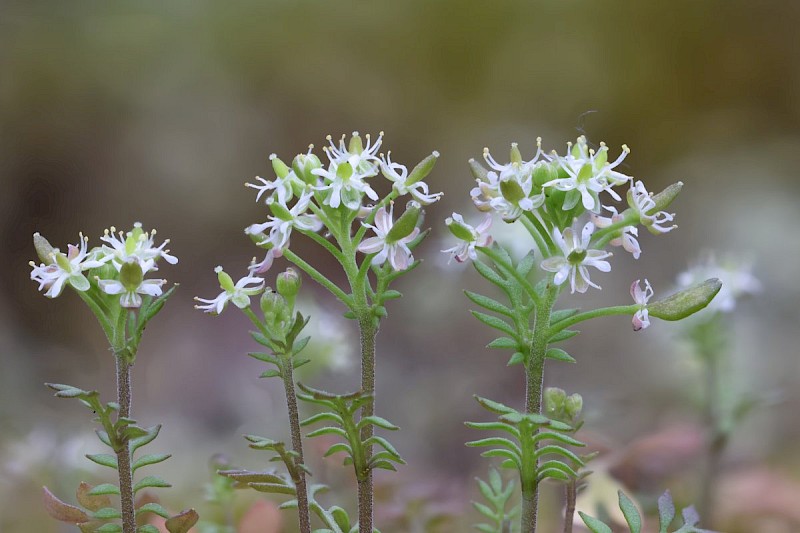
[[468, 158, 490, 182], [120, 259, 144, 291], [292, 151, 322, 185], [277, 268, 301, 300], [565, 393, 583, 421], [544, 387, 567, 419], [648, 278, 722, 321], [267, 197, 293, 221], [260, 291, 288, 328], [532, 162, 558, 188], [406, 151, 439, 187], [651, 181, 683, 212], [33, 233, 56, 264], [386, 203, 421, 242], [509, 143, 522, 164], [269, 154, 291, 179], [499, 178, 525, 204], [348, 132, 363, 154]]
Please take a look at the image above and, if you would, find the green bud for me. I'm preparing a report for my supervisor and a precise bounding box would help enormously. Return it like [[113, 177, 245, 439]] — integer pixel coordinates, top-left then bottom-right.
[[499, 178, 525, 204], [532, 162, 557, 188], [651, 181, 683, 212], [292, 151, 322, 185], [348, 132, 363, 154], [386, 204, 420, 242], [260, 291, 288, 326], [33, 233, 56, 264], [544, 387, 567, 419], [406, 151, 439, 186], [510, 143, 522, 164], [120, 260, 144, 291], [446, 216, 475, 242], [270, 154, 291, 179], [648, 278, 722, 321], [565, 393, 583, 421], [215, 266, 235, 292], [276, 268, 301, 300], [468, 158, 489, 182], [267, 198, 293, 221]]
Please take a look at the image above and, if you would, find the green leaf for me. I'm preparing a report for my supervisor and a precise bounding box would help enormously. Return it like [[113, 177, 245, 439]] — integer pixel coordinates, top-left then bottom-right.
[[95, 525, 123, 533], [545, 348, 576, 363], [132, 453, 171, 472], [472, 501, 495, 520], [92, 507, 122, 520], [291, 336, 311, 356], [301, 412, 344, 427], [358, 416, 399, 431], [549, 329, 579, 342], [381, 289, 402, 301], [364, 436, 402, 460], [130, 425, 161, 453], [87, 483, 120, 496], [474, 396, 516, 415], [507, 352, 525, 366], [550, 308, 580, 323], [133, 476, 172, 493], [464, 421, 520, 437], [331, 506, 351, 530], [579, 511, 613, 533], [86, 454, 118, 469], [657, 490, 676, 533], [137, 526, 160, 533], [260, 369, 282, 378], [517, 250, 537, 277], [465, 290, 514, 317], [95, 429, 112, 448], [136, 502, 170, 519], [487, 337, 519, 350], [323, 443, 353, 457], [248, 352, 279, 364], [306, 426, 348, 439], [470, 311, 518, 338], [249, 482, 296, 495], [473, 260, 509, 289], [618, 491, 642, 533]]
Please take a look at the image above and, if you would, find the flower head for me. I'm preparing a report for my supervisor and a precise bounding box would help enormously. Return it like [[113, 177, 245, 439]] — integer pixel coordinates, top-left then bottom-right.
[[312, 132, 382, 210], [441, 213, 493, 263], [100, 223, 177, 271], [631, 279, 654, 331], [245, 191, 323, 253], [29, 233, 108, 298], [97, 258, 165, 308], [194, 266, 265, 315], [540, 221, 612, 293], [357, 203, 420, 271], [245, 154, 298, 205]]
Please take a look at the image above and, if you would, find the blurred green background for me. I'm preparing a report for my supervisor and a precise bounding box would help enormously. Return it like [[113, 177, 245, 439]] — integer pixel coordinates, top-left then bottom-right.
[[2, 1, 799, 531]]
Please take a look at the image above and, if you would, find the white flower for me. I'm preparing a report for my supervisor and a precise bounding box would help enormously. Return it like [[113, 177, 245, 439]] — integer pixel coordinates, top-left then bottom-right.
[[630, 279, 653, 331], [357, 204, 420, 271], [245, 154, 297, 205], [676, 255, 760, 313], [540, 221, 612, 293], [312, 159, 380, 210], [627, 180, 676, 234], [591, 206, 641, 259], [441, 213, 493, 263], [322, 131, 382, 177], [100, 223, 178, 271], [472, 142, 546, 221], [544, 136, 632, 212], [29, 234, 107, 298], [97, 258, 165, 308], [245, 191, 323, 252], [194, 266, 265, 315], [380, 151, 443, 205], [248, 248, 281, 274]]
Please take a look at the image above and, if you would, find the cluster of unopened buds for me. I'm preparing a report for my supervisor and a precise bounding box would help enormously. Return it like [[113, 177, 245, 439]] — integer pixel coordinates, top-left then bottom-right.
[[442, 135, 681, 330], [29, 223, 177, 308], [196, 131, 442, 313]]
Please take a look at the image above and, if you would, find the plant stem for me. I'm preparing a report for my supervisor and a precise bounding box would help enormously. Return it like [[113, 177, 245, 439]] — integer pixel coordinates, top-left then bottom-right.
[[281, 356, 312, 533], [356, 312, 377, 533], [563, 480, 577, 533], [115, 355, 136, 533], [521, 284, 558, 533]]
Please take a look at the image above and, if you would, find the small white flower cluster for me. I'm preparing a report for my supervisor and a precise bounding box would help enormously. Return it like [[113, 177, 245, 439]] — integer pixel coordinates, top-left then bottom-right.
[[29, 223, 176, 308], [444, 136, 679, 295], [198, 132, 441, 314]]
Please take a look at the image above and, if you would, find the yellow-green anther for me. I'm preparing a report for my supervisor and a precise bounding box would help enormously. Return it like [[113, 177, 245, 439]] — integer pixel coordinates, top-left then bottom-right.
[[215, 266, 235, 293], [33, 233, 56, 264], [267, 198, 293, 221], [120, 260, 144, 291], [648, 278, 722, 321], [499, 178, 525, 204], [650, 181, 683, 212], [468, 158, 489, 181], [348, 132, 363, 154], [447, 217, 475, 241], [386, 204, 420, 242], [270, 154, 291, 179], [510, 143, 522, 164], [406, 151, 439, 186]]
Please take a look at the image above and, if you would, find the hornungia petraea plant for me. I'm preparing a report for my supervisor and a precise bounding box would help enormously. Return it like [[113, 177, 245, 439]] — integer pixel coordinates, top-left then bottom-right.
[[29, 134, 728, 533], [194, 132, 441, 533], [29, 225, 198, 533], [441, 136, 722, 532]]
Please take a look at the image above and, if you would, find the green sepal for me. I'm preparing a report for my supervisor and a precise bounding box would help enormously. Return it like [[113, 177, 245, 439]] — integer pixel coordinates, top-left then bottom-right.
[[545, 348, 576, 363]]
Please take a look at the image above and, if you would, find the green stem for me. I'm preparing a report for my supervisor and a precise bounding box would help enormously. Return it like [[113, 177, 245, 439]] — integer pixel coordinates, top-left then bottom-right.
[[563, 480, 577, 533], [521, 212, 556, 256], [115, 355, 136, 533], [356, 312, 377, 533], [283, 248, 353, 308], [280, 356, 312, 533], [548, 304, 638, 336]]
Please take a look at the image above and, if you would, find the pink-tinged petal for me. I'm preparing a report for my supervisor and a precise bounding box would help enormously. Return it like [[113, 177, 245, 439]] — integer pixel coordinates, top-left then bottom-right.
[[400, 227, 420, 244], [358, 237, 385, 254], [371, 248, 389, 266], [630, 279, 643, 302], [389, 245, 412, 271], [374, 207, 391, 234], [98, 279, 125, 295], [475, 213, 493, 234]]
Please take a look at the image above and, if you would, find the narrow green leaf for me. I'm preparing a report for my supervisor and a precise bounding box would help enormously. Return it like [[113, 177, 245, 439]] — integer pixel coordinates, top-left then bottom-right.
[[472, 501, 495, 520], [260, 369, 282, 378], [132, 454, 171, 472], [130, 425, 161, 453], [550, 308, 580, 323], [86, 454, 118, 469], [657, 490, 676, 533], [301, 412, 344, 427], [381, 289, 402, 300], [248, 482, 296, 495], [87, 483, 120, 496], [579, 512, 613, 533], [474, 396, 516, 415], [545, 348, 576, 363], [133, 476, 171, 493], [517, 250, 537, 277], [487, 337, 519, 350], [306, 426, 348, 439], [618, 491, 642, 533], [473, 260, 509, 289], [357, 416, 399, 431], [364, 436, 402, 460], [549, 329, 579, 342], [136, 525, 160, 533], [136, 502, 170, 519], [465, 290, 514, 317], [92, 507, 122, 520], [471, 311, 517, 338], [507, 352, 525, 366], [324, 443, 352, 457], [95, 525, 123, 533]]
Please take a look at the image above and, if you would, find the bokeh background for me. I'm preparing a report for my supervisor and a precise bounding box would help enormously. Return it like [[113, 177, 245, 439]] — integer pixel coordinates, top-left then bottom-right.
[[2, 1, 799, 531]]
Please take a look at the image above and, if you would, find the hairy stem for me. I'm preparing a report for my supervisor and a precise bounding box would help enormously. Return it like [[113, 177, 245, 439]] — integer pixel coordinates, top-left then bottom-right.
[[115, 355, 136, 533], [281, 357, 312, 533], [563, 480, 577, 533], [357, 313, 377, 533]]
